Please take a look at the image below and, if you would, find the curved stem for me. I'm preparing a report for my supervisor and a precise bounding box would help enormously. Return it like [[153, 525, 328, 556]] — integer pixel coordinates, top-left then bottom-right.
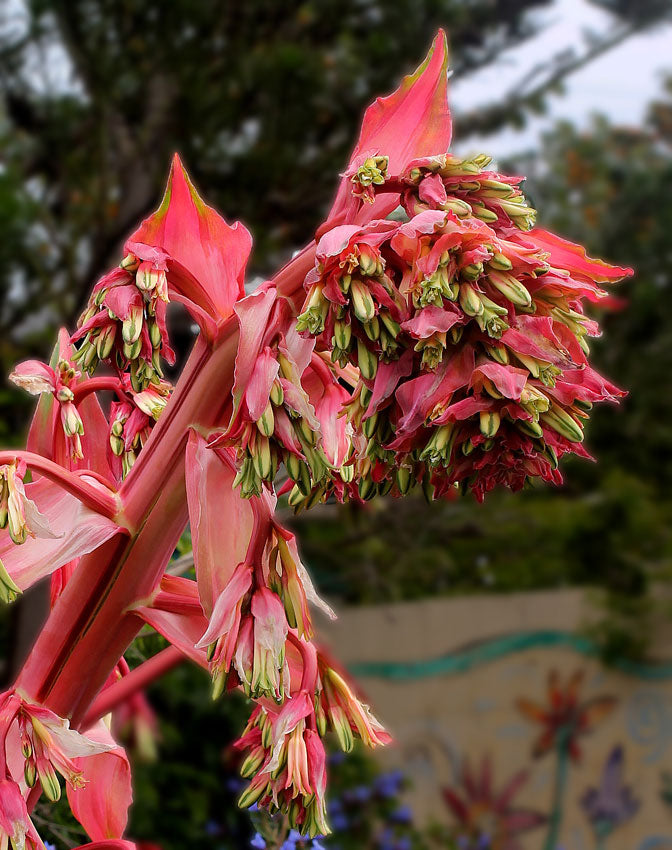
[[0, 451, 120, 521], [73, 376, 127, 404], [81, 646, 184, 729]]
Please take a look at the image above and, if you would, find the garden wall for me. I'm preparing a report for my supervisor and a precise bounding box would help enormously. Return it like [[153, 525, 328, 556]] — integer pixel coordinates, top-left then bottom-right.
[[319, 589, 672, 849]]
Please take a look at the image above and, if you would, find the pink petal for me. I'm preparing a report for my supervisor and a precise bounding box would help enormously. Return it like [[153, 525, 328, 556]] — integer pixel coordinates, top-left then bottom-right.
[[231, 288, 278, 419], [67, 724, 132, 842], [529, 228, 632, 282], [434, 395, 494, 423], [501, 316, 573, 367], [316, 225, 362, 260], [471, 363, 529, 400], [196, 563, 252, 648], [245, 347, 280, 421], [365, 350, 414, 418], [0, 476, 122, 591], [252, 587, 288, 654], [396, 345, 475, 435], [9, 360, 56, 395], [401, 304, 462, 338], [104, 285, 142, 321]]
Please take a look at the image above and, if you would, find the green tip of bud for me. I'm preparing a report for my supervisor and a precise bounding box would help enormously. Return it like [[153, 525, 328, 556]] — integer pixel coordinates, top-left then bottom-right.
[[0, 559, 22, 605]]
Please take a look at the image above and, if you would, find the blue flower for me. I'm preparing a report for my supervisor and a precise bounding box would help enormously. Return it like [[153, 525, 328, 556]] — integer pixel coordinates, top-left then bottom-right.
[[312, 840, 327, 850], [389, 804, 412, 824], [330, 812, 349, 831], [250, 832, 267, 849], [375, 770, 404, 799], [44, 844, 57, 850], [280, 829, 302, 850]]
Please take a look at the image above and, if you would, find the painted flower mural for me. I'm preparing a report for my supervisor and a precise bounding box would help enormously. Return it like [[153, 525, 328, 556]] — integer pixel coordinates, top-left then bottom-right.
[[442, 756, 546, 849], [517, 670, 617, 850], [581, 746, 639, 847]]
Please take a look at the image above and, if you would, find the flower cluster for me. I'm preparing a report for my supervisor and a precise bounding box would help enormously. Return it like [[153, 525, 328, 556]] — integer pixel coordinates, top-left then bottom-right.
[[187, 469, 388, 837], [294, 156, 629, 504]]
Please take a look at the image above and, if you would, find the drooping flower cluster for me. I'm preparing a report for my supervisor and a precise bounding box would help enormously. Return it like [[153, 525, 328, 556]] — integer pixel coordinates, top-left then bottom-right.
[[0, 28, 630, 849], [292, 157, 629, 504]]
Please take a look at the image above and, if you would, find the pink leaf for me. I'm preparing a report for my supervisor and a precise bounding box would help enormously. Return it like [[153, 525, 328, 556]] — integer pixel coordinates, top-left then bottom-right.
[[0, 476, 122, 591]]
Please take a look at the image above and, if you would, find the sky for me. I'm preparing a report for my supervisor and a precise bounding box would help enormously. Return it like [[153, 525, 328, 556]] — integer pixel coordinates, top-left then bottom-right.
[[2, 0, 671, 160], [450, 0, 672, 156]]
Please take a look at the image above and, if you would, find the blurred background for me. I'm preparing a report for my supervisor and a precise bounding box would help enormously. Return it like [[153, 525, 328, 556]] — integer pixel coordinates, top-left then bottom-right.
[[2, 0, 672, 848]]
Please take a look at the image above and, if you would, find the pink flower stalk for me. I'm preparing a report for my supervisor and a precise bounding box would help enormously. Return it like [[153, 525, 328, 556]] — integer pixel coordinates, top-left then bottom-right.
[[0, 28, 630, 847]]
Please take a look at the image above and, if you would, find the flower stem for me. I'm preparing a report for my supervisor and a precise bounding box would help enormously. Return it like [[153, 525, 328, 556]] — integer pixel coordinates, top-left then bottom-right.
[[543, 730, 570, 850], [81, 646, 184, 728]]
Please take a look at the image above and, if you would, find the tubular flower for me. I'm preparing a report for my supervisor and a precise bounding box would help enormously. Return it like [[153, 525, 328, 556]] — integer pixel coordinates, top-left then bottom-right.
[[10, 357, 86, 460], [0, 692, 113, 803]]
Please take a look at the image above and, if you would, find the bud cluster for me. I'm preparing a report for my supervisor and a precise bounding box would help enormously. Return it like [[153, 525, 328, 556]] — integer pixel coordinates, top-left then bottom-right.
[[108, 375, 173, 478], [292, 153, 627, 504], [234, 648, 389, 839], [200, 515, 333, 700], [72, 254, 174, 391], [401, 153, 536, 230], [220, 293, 352, 501]]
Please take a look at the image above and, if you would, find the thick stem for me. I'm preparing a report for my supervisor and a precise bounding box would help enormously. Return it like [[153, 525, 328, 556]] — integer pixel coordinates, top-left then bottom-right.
[[14, 246, 313, 730], [81, 646, 184, 729]]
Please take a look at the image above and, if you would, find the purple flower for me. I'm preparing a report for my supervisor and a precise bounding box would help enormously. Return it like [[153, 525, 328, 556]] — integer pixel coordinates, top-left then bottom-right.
[[251, 833, 267, 850], [375, 770, 404, 798], [331, 812, 349, 831], [581, 746, 640, 838], [389, 804, 412, 825]]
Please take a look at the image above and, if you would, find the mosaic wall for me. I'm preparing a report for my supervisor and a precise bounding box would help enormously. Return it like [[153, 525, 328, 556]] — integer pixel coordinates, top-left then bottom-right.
[[319, 589, 672, 849]]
